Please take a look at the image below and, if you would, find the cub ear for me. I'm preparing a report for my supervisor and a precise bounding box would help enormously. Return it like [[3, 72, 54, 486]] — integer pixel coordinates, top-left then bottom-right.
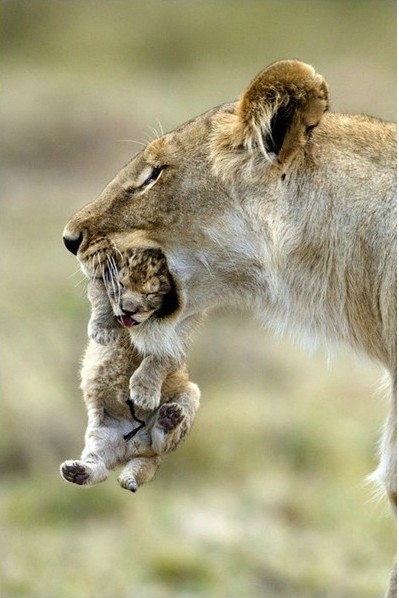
[[237, 60, 328, 163]]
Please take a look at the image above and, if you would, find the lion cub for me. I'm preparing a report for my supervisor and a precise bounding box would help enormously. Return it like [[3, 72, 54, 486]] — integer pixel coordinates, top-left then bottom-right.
[[60, 247, 200, 492]]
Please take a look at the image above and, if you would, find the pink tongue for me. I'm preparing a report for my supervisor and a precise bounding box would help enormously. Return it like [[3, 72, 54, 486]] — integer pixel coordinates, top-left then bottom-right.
[[119, 315, 136, 328]]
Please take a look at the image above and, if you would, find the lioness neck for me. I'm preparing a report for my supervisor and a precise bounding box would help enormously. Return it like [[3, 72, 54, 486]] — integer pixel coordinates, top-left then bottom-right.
[[213, 113, 396, 367]]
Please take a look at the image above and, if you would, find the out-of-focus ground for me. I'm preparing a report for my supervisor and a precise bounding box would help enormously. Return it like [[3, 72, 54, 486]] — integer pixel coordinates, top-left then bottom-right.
[[1, 2, 396, 597]]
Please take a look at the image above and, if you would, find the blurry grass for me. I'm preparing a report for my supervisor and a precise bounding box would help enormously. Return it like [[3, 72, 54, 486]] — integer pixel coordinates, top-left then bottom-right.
[[1, 2, 396, 597], [1, 301, 394, 597]]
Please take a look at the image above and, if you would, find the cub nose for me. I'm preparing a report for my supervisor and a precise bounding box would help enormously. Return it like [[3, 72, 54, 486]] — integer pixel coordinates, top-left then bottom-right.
[[63, 232, 83, 255], [122, 308, 139, 317]]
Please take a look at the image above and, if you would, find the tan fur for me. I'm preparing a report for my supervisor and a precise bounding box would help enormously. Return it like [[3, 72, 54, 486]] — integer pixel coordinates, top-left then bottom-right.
[[63, 60, 396, 593], [60, 247, 200, 492]]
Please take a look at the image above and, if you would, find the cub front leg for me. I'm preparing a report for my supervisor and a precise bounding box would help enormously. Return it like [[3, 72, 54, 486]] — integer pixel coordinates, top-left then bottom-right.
[[60, 457, 110, 487], [60, 407, 123, 487], [89, 318, 121, 346], [129, 355, 174, 411], [87, 279, 121, 345]]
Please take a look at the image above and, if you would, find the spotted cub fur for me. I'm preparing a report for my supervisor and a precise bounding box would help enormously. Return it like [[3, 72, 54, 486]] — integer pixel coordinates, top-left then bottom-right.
[[60, 247, 199, 492]]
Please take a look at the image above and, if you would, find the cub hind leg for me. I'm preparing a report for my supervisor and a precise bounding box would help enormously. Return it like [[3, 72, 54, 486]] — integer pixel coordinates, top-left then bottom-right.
[[151, 381, 200, 454], [60, 410, 126, 487], [118, 456, 162, 492]]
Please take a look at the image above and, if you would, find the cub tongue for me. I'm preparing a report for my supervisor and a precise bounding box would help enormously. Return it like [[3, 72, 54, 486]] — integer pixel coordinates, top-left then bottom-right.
[[118, 315, 136, 328]]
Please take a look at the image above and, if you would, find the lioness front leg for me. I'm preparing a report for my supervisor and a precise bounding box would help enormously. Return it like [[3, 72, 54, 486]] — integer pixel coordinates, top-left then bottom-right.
[[129, 355, 175, 411], [378, 387, 397, 598]]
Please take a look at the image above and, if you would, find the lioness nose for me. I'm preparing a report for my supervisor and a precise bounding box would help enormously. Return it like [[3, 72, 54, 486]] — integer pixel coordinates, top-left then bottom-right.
[[63, 232, 83, 255]]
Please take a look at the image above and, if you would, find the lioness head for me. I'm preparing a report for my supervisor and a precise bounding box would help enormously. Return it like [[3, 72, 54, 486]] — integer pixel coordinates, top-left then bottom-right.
[[63, 60, 329, 317]]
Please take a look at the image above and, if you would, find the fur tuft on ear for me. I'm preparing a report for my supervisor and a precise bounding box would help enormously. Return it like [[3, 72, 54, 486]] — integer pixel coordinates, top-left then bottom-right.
[[237, 60, 329, 163]]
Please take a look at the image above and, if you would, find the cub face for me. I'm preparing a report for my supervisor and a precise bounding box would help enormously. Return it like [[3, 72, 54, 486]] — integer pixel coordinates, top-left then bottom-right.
[[106, 247, 173, 328]]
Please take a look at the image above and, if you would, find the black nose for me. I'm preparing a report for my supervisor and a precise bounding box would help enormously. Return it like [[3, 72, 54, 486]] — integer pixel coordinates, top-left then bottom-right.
[[63, 233, 83, 255]]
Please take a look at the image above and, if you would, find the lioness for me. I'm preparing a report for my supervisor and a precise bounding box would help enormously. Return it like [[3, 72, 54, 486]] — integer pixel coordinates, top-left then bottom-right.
[[63, 60, 396, 595], [61, 244, 200, 492]]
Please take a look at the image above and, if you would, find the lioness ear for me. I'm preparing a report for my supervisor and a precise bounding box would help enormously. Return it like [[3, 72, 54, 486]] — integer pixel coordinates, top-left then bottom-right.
[[237, 60, 328, 163]]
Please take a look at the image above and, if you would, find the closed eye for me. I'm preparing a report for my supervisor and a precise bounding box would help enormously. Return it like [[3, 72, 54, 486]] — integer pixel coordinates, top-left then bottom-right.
[[142, 166, 164, 187], [124, 166, 165, 197]]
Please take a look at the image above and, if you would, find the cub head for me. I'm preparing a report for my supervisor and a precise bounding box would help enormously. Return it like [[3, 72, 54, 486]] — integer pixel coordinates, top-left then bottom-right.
[[105, 247, 177, 328], [63, 60, 329, 313]]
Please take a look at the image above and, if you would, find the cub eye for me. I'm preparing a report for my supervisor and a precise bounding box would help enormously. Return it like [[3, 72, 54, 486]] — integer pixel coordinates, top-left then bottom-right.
[[142, 166, 163, 187]]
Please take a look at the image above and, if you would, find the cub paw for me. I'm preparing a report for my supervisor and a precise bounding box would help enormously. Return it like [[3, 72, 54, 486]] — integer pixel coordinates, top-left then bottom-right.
[[157, 403, 184, 432], [151, 403, 186, 454], [129, 379, 161, 412], [118, 474, 138, 493], [60, 460, 91, 485], [88, 324, 120, 345]]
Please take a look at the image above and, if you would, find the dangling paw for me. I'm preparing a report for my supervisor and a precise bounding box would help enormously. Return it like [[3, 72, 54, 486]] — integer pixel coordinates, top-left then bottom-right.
[[60, 459, 109, 486], [129, 376, 161, 412], [151, 403, 186, 454], [60, 460, 92, 486], [158, 403, 184, 431], [118, 473, 138, 493]]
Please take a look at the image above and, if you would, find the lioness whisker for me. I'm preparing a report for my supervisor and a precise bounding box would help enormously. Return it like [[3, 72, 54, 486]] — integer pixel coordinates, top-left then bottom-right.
[[148, 124, 162, 141], [155, 118, 164, 138], [110, 240, 123, 263], [68, 269, 89, 292], [104, 255, 120, 306], [73, 275, 89, 290], [67, 266, 84, 280], [94, 254, 103, 282], [117, 139, 147, 147], [142, 133, 155, 145]]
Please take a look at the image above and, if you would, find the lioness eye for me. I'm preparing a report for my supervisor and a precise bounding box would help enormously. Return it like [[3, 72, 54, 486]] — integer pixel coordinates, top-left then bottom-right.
[[124, 166, 164, 197], [142, 166, 163, 187]]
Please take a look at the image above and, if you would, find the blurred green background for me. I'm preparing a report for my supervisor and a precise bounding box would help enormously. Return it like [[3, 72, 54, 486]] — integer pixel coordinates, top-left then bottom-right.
[[1, 2, 396, 597]]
